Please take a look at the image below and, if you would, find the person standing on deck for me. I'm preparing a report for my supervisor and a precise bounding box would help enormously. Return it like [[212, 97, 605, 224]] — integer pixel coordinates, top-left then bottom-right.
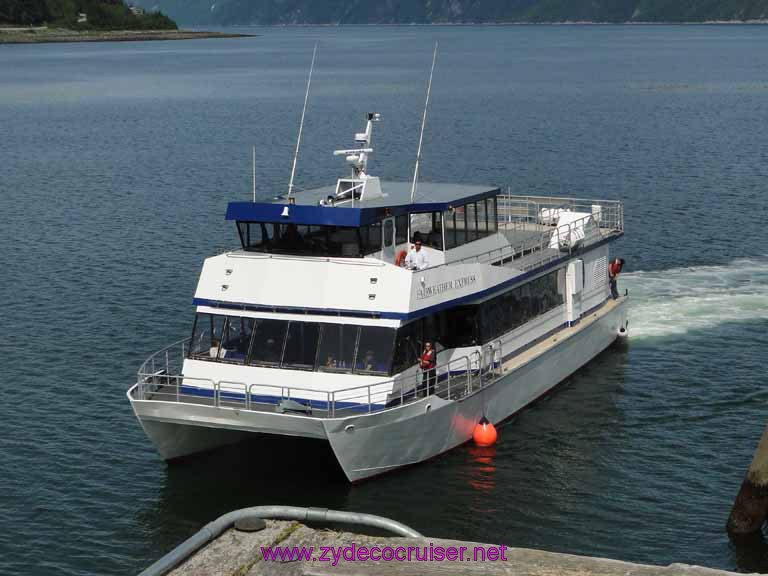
[[609, 258, 625, 300], [405, 239, 429, 270], [419, 342, 437, 397]]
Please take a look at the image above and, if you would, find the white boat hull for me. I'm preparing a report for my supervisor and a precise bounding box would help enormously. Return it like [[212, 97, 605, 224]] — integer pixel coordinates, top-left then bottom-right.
[[130, 297, 627, 480], [325, 297, 627, 481]]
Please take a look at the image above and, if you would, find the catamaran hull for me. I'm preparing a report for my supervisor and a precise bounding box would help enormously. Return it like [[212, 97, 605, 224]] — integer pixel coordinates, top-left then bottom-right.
[[325, 298, 628, 482], [130, 299, 627, 480], [137, 419, 250, 461]]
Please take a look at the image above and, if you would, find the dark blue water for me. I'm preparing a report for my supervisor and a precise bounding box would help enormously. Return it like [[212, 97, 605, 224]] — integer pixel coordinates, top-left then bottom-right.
[[2, 25, 768, 576]]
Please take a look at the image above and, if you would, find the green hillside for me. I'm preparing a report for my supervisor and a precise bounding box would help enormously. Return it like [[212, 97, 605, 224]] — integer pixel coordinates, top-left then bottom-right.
[[0, 0, 177, 29], [130, 0, 768, 25]]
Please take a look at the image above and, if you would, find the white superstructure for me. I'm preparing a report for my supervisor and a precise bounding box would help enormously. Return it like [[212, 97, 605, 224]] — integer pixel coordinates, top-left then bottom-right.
[[128, 115, 629, 482]]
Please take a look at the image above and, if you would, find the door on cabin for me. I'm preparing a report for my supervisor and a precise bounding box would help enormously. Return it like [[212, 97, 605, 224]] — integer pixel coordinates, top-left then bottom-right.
[[382, 217, 396, 263]]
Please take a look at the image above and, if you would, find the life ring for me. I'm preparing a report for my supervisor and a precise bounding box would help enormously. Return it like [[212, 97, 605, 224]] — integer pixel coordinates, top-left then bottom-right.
[[395, 250, 407, 267]]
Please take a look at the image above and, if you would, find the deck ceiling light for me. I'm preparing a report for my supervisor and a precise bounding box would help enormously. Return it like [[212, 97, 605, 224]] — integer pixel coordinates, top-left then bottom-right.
[[281, 206, 290, 217]]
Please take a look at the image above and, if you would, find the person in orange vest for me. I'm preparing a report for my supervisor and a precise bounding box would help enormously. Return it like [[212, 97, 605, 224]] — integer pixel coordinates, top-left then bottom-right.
[[608, 257, 625, 300], [419, 341, 437, 397]]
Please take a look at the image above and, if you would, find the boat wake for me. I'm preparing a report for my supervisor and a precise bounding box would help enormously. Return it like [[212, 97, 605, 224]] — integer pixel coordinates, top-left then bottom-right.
[[622, 258, 768, 339]]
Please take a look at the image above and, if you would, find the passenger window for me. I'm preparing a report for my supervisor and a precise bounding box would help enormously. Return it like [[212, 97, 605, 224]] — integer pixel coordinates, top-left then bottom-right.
[[282, 322, 321, 370], [189, 313, 227, 361], [248, 319, 288, 366], [317, 324, 359, 372], [219, 317, 255, 364], [355, 327, 395, 374]]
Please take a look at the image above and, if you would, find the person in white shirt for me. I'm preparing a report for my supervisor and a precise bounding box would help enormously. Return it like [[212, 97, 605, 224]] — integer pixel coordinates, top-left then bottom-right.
[[405, 239, 429, 271]]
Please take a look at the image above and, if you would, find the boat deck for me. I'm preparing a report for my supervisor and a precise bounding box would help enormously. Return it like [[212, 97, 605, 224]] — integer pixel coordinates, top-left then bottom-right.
[[136, 297, 625, 421], [463, 220, 621, 273]]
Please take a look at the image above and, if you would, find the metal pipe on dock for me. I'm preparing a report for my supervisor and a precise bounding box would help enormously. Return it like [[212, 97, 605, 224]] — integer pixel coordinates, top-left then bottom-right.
[[138, 506, 423, 576]]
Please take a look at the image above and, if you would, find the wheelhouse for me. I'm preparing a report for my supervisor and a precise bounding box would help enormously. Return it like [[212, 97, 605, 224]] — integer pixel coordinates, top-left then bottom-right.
[[226, 181, 502, 261]]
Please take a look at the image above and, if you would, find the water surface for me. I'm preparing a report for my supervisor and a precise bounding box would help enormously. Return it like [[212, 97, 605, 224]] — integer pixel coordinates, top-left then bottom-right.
[[1, 24, 767, 575]]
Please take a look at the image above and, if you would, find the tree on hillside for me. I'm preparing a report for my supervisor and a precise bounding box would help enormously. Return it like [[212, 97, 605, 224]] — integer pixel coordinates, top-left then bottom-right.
[[0, 0, 51, 25]]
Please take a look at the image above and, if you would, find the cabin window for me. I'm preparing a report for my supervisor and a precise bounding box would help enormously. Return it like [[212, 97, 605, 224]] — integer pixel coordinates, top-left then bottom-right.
[[360, 221, 382, 255], [395, 214, 408, 245], [410, 212, 443, 250], [443, 209, 458, 249], [282, 321, 321, 370], [440, 197, 499, 250], [237, 222, 361, 258], [465, 202, 477, 242], [248, 319, 288, 366], [479, 270, 564, 342], [392, 320, 421, 374], [488, 197, 498, 233], [318, 324, 358, 372], [355, 326, 395, 374], [218, 317, 255, 364], [477, 199, 488, 233], [383, 219, 394, 248], [189, 313, 227, 361]]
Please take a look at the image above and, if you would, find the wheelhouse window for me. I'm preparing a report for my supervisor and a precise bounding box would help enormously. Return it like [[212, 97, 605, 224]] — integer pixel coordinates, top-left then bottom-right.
[[409, 212, 443, 250], [395, 214, 408, 245], [237, 222, 361, 258], [383, 219, 394, 248], [318, 324, 358, 372], [360, 221, 382, 255]]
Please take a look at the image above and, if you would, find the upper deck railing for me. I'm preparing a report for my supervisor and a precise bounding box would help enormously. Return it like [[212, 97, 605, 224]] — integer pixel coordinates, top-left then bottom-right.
[[437, 193, 623, 272], [133, 337, 504, 418]]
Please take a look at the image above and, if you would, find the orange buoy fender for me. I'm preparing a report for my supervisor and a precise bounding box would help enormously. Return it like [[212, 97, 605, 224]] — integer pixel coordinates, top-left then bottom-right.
[[395, 250, 407, 267], [473, 417, 497, 447]]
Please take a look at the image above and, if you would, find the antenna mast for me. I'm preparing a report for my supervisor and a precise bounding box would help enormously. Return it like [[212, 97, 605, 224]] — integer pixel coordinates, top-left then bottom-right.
[[410, 42, 438, 203], [287, 43, 317, 199]]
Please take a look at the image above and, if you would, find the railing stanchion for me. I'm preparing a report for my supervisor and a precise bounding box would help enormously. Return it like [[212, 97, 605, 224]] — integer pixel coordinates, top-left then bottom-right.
[[368, 387, 372, 414]]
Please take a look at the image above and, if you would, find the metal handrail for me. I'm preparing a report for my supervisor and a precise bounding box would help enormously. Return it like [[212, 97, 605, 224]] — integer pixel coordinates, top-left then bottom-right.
[[134, 341, 508, 418], [439, 211, 605, 273]]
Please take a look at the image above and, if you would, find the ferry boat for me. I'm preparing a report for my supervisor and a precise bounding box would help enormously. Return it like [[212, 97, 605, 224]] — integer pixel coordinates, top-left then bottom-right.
[[128, 114, 629, 482]]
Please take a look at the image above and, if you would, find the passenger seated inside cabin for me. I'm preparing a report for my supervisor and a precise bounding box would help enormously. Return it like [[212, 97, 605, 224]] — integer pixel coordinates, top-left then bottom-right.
[[209, 339, 220, 359], [356, 349, 388, 373], [262, 337, 280, 364], [362, 350, 376, 372], [405, 239, 429, 271], [325, 355, 337, 369]]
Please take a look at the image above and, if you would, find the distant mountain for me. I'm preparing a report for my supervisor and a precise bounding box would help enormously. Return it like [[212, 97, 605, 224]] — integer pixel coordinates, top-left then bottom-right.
[[131, 0, 768, 25]]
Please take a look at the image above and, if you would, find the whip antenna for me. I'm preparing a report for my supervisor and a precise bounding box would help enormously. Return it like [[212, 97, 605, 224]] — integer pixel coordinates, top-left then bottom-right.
[[410, 41, 438, 203], [288, 43, 317, 199]]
